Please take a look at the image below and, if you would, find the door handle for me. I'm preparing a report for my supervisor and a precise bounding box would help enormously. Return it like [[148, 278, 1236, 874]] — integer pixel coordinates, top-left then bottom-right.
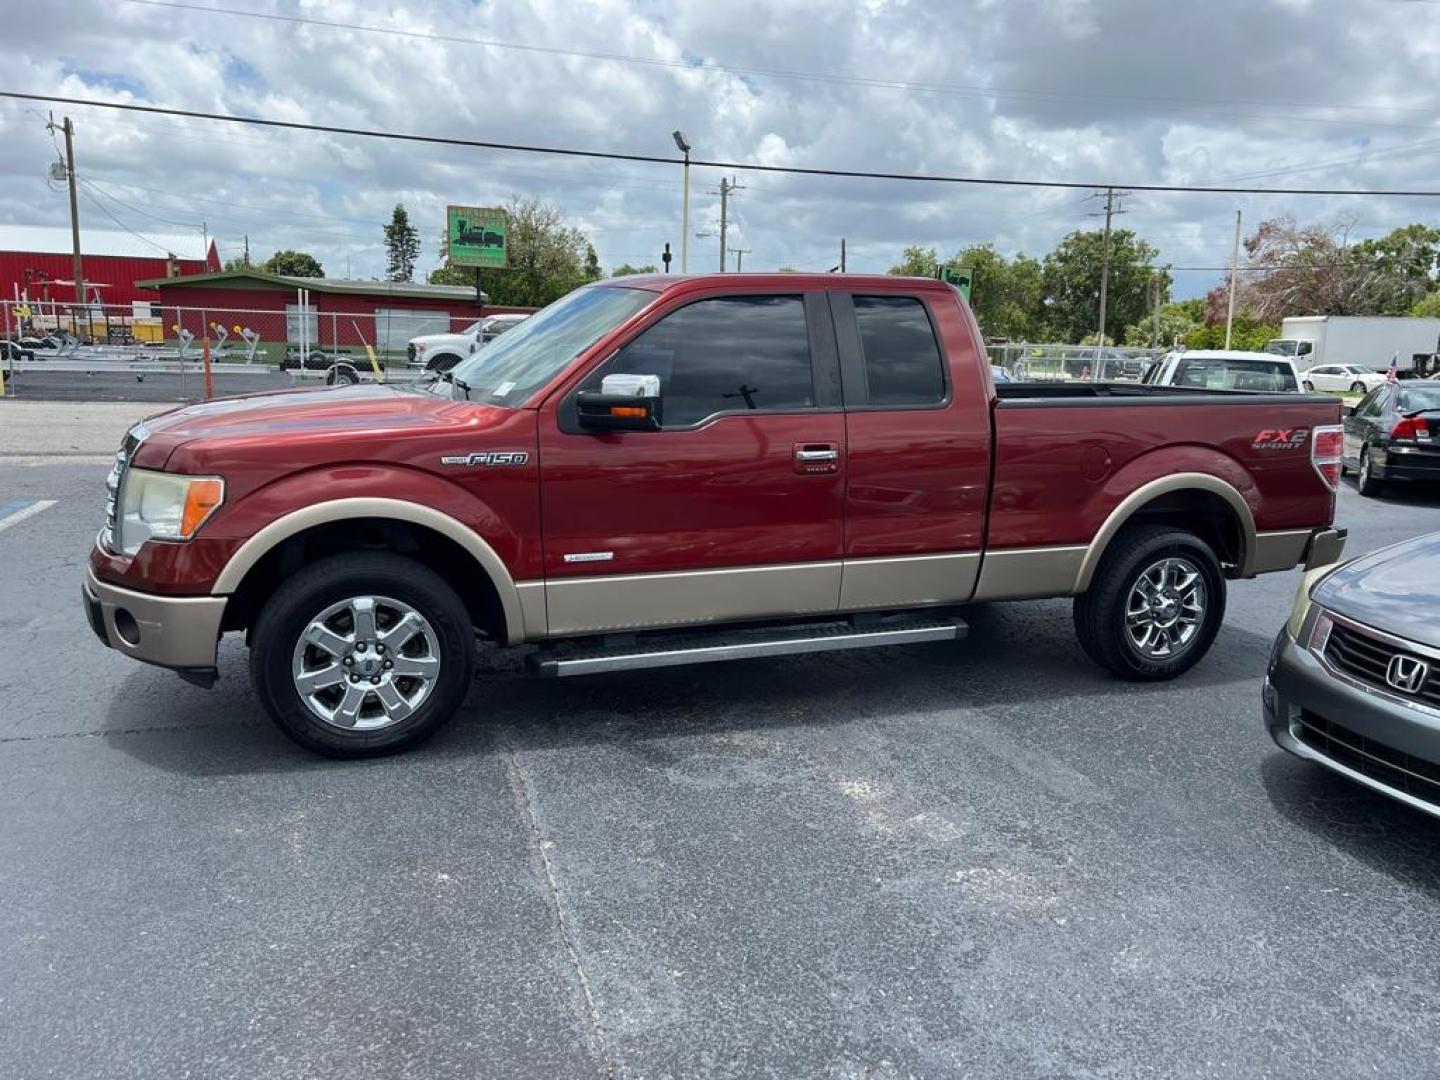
[[795, 448, 840, 462], [793, 442, 841, 474]]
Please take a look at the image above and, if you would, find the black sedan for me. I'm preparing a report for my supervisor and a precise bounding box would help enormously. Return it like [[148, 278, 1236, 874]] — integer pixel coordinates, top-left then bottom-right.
[[1342, 379, 1440, 496], [1266, 530, 1440, 817]]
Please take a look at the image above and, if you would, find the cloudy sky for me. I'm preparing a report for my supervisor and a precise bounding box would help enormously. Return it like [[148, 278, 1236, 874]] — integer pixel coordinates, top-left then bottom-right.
[[3, 0, 1438, 298]]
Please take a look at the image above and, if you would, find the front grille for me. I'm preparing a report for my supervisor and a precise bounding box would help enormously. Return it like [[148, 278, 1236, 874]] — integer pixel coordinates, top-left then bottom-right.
[[1324, 621, 1440, 709], [1298, 711, 1440, 806], [101, 428, 143, 553]]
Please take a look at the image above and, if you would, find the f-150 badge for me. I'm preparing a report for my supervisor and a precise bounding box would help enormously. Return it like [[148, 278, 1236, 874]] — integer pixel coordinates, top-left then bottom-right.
[[440, 451, 530, 467]]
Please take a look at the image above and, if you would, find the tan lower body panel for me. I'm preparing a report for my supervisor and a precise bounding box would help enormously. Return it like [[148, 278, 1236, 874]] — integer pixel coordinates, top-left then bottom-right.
[[839, 552, 981, 611], [543, 561, 843, 637], [86, 568, 227, 669], [971, 545, 1088, 601], [1250, 529, 1314, 575]]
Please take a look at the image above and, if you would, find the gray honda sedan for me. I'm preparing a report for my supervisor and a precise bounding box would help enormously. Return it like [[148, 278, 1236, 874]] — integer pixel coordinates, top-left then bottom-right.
[[1265, 531, 1440, 817]]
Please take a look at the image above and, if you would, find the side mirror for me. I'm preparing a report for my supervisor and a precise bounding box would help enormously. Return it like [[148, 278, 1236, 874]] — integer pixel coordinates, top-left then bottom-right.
[[576, 373, 663, 432]]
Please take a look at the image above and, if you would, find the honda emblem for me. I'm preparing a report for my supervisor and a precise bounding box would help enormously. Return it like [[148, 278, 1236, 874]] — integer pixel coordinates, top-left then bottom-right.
[[1385, 654, 1430, 695]]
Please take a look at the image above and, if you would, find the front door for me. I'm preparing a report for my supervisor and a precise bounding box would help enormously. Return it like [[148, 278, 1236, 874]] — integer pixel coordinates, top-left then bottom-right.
[[536, 290, 847, 637]]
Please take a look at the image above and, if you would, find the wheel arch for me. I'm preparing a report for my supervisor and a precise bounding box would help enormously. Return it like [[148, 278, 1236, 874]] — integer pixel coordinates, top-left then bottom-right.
[[213, 498, 527, 645], [1073, 473, 1257, 592]]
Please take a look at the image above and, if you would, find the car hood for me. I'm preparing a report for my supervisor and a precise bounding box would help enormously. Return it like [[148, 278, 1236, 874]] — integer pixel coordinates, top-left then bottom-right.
[[409, 331, 469, 346], [1314, 530, 1440, 649], [130, 384, 507, 467]]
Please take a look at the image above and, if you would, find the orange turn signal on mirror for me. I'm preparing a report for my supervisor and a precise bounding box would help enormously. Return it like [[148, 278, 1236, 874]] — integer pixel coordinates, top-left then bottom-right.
[[180, 478, 225, 537], [609, 406, 648, 418]]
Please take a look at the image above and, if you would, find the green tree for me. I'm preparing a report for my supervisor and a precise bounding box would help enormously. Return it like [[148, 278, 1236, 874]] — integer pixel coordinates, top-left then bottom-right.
[[1123, 298, 1204, 348], [222, 254, 252, 271], [1349, 223, 1440, 314], [262, 249, 324, 277], [612, 263, 657, 276], [887, 245, 940, 277], [951, 244, 1047, 340], [583, 243, 602, 281], [383, 203, 420, 282], [1041, 229, 1168, 344], [1413, 290, 1440, 318]]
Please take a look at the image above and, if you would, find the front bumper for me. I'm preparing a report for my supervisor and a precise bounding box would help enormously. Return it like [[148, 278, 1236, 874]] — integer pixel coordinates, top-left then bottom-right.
[[1264, 625, 1440, 819], [83, 567, 226, 676]]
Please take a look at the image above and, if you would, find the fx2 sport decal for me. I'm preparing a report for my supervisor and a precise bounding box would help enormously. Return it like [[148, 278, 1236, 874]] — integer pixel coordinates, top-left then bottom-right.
[[440, 451, 531, 467], [1251, 428, 1310, 451]]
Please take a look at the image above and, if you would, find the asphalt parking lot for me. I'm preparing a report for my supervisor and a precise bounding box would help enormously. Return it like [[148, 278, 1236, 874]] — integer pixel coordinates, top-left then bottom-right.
[[3, 443, 1440, 1078]]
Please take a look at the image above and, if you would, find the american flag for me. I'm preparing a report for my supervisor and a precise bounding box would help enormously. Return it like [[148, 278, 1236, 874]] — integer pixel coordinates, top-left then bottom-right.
[[1387, 351, 1398, 382]]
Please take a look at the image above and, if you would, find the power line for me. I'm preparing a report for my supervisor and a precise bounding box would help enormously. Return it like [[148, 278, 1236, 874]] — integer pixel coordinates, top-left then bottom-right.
[[121, 0, 1440, 128], [6, 91, 1440, 198]]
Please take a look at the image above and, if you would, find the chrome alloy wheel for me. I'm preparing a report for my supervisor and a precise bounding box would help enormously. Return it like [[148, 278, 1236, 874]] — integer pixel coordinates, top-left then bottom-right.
[[1123, 557, 1206, 659], [291, 595, 441, 730]]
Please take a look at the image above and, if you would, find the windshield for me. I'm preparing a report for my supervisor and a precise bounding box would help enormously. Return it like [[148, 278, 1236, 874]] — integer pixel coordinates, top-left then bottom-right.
[[440, 285, 656, 407], [1400, 385, 1440, 413]]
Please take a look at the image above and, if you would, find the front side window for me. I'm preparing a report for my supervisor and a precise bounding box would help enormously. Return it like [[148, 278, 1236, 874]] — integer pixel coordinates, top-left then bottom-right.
[[1356, 387, 1388, 417], [852, 295, 946, 406], [597, 295, 815, 427]]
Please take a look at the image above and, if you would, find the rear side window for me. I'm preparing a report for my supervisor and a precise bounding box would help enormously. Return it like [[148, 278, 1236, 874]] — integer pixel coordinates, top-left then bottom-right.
[[852, 296, 946, 406], [603, 295, 814, 427]]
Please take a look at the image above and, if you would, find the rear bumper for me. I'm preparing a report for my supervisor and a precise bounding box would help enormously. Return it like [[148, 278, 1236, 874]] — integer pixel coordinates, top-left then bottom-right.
[[83, 567, 226, 674], [1374, 446, 1440, 483]]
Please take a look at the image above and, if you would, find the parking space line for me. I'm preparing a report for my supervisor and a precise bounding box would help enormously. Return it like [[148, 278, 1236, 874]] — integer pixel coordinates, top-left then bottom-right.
[[0, 499, 58, 533]]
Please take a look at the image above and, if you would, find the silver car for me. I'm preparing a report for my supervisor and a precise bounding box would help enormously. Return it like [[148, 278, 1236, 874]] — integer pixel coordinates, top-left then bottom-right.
[[1265, 531, 1440, 816]]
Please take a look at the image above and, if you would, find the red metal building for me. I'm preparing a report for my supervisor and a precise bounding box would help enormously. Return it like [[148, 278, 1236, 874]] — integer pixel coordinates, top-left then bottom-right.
[[0, 224, 218, 307], [134, 269, 534, 354]]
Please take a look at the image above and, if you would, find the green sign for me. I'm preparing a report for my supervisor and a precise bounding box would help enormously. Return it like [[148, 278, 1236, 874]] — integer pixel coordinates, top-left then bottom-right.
[[447, 205, 508, 269], [939, 265, 972, 301]]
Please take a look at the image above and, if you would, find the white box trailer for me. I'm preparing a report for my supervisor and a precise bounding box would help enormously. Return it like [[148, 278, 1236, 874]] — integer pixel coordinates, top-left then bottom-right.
[[1266, 316, 1440, 373]]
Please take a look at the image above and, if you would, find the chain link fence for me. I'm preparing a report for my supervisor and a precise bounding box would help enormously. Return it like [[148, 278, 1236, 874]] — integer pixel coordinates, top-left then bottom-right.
[[986, 342, 1166, 382]]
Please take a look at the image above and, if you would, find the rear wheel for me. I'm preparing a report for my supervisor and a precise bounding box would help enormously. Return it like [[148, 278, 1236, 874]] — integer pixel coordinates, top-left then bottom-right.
[[1303, 380, 1315, 393], [1350, 380, 1367, 393], [1073, 524, 1226, 681], [1356, 445, 1385, 498], [250, 552, 475, 757]]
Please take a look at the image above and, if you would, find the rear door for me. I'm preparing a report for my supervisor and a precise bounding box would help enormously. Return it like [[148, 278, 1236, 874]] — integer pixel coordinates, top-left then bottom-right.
[[1344, 384, 1390, 463], [830, 287, 992, 610], [536, 289, 847, 636]]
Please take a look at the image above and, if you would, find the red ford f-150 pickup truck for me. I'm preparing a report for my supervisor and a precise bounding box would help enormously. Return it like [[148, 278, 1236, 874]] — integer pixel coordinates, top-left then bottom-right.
[[84, 273, 1347, 756]]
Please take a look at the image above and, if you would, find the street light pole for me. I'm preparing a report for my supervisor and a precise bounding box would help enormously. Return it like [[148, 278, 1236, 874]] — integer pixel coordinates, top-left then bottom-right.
[[1224, 209, 1242, 350], [673, 130, 692, 273]]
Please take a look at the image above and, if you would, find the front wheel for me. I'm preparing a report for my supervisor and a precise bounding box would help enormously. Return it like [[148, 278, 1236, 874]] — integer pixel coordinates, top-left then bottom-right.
[[1303, 380, 1315, 393], [1350, 381, 1367, 393], [250, 552, 476, 757], [1073, 524, 1226, 681]]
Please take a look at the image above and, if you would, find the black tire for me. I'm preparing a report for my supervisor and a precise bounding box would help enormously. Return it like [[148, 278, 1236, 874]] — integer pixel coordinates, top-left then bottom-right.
[[249, 552, 475, 757], [1303, 380, 1315, 393], [1356, 445, 1385, 498], [1073, 523, 1226, 681], [1350, 381, 1367, 394], [427, 353, 462, 373], [325, 362, 359, 386]]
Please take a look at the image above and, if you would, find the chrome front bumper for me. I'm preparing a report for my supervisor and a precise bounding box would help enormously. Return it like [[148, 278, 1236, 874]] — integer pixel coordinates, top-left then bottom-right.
[[83, 568, 226, 674]]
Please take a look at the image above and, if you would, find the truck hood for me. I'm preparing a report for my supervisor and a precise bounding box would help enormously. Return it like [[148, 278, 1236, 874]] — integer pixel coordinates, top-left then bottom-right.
[[131, 384, 510, 467], [1314, 530, 1440, 650], [409, 331, 470, 346]]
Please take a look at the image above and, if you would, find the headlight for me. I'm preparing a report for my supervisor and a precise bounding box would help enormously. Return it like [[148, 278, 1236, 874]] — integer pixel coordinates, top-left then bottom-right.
[[1285, 562, 1341, 640], [116, 469, 224, 556]]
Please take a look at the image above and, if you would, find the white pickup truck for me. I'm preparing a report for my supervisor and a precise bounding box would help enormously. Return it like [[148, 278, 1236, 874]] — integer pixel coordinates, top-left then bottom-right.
[[405, 313, 529, 372]]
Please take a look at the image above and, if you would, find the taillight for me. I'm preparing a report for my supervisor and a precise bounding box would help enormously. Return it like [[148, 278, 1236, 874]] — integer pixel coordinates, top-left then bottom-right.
[[1311, 424, 1344, 491], [1391, 416, 1429, 442]]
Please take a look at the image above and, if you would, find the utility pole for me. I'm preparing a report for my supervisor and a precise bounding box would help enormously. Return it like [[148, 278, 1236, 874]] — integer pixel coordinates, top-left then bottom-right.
[[243, 234, 250, 267], [840, 238, 847, 273], [727, 246, 751, 272], [1089, 187, 1127, 367], [1224, 209, 1242, 350], [48, 114, 85, 316], [712, 176, 744, 271], [1150, 271, 1161, 348]]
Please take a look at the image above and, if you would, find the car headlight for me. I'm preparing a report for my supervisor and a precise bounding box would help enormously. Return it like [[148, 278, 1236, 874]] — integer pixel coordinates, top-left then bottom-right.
[[1286, 562, 1341, 640], [117, 469, 224, 556]]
